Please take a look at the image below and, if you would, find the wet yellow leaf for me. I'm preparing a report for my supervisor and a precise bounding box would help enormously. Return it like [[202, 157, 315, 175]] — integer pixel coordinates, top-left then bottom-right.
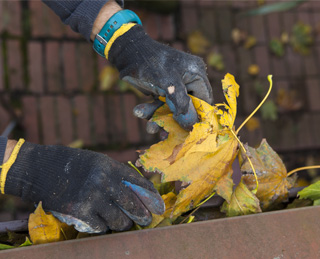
[[245, 117, 260, 132], [99, 65, 119, 91], [187, 30, 210, 55], [248, 64, 260, 76], [221, 179, 262, 217], [139, 74, 241, 218], [239, 139, 296, 210], [216, 73, 239, 129], [145, 192, 177, 228], [28, 202, 76, 244], [244, 36, 257, 49]]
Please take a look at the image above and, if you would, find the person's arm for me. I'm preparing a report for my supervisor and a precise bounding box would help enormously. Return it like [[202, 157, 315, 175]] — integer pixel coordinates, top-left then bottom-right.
[[42, 0, 123, 41]]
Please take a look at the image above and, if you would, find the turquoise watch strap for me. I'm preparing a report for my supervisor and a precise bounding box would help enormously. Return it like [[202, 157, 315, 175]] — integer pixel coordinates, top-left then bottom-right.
[[93, 9, 142, 58]]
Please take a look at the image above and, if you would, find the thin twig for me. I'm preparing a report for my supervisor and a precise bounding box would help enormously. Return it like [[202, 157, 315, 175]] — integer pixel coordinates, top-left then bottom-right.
[[287, 166, 320, 177]]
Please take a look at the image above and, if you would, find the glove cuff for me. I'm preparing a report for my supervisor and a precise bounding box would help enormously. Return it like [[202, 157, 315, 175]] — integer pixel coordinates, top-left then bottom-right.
[[0, 139, 25, 194], [104, 23, 136, 59]]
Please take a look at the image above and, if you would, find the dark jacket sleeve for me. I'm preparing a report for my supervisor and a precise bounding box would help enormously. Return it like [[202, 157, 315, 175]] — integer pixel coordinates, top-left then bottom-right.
[[42, 0, 124, 41]]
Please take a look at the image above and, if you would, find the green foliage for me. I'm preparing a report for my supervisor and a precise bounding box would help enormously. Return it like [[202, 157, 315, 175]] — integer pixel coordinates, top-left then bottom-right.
[[269, 39, 285, 57], [298, 181, 320, 200], [260, 100, 278, 121], [290, 22, 313, 55]]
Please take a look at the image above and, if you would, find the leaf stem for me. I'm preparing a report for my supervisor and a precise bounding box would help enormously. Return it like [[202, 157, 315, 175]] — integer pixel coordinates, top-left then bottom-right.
[[128, 161, 144, 177], [236, 75, 273, 134], [230, 129, 259, 194], [287, 165, 320, 177], [179, 192, 216, 224]]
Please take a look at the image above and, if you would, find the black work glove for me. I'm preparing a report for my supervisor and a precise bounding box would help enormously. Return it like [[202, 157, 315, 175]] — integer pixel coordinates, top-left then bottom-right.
[[108, 25, 213, 131], [5, 142, 164, 233]]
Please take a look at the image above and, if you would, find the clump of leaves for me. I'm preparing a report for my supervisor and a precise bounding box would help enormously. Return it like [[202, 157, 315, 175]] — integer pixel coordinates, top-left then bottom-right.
[[290, 21, 313, 55], [137, 73, 300, 226]]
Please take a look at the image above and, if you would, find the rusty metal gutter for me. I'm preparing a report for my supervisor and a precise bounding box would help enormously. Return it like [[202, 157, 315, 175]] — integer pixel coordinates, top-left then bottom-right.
[[1, 206, 320, 259]]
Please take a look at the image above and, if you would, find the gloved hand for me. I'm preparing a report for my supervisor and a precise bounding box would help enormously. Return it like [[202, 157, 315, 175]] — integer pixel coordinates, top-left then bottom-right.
[[107, 24, 213, 131], [3, 140, 164, 233]]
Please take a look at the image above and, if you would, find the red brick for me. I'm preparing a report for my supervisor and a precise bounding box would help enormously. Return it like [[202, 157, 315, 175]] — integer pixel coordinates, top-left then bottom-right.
[[77, 43, 95, 92], [310, 114, 320, 148], [2, 1, 21, 35], [270, 56, 286, 78], [296, 114, 313, 150], [251, 15, 266, 43], [30, 1, 45, 37], [145, 14, 161, 40], [63, 42, 78, 93], [221, 45, 236, 75], [46, 42, 62, 93], [0, 98, 11, 135], [46, 5, 64, 38], [307, 78, 320, 111], [107, 95, 125, 144], [237, 48, 252, 81], [74, 95, 91, 145], [199, 9, 217, 43], [92, 95, 108, 145], [160, 15, 175, 41], [22, 96, 40, 143], [105, 149, 139, 163], [0, 2, 3, 33], [286, 47, 303, 78], [0, 40, 3, 91], [254, 46, 270, 77], [304, 47, 318, 76], [40, 96, 56, 145], [28, 42, 44, 93], [180, 6, 198, 35], [56, 96, 73, 145], [312, 10, 320, 43], [123, 94, 140, 143], [267, 13, 281, 38], [8, 40, 23, 91], [217, 9, 233, 44]]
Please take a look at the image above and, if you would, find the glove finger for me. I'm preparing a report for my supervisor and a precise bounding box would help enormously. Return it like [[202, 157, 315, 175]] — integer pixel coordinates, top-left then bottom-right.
[[183, 72, 214, 105], [164, 82, 199, 131], [123, 180, 165, 215], [122, 76, 166, 96], [97, 202, 133, 231], [146, 120, 160, 134], [133, 100, 164, 120], [112, 184, 153, 226], [51, 210, 108, 234]]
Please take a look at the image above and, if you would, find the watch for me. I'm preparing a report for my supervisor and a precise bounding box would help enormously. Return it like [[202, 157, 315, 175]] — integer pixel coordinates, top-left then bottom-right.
[[93, 9, 142, 58]]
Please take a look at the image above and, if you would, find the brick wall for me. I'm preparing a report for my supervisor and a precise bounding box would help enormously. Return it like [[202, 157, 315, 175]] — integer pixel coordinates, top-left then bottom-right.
[[1, 0, 320, 164]]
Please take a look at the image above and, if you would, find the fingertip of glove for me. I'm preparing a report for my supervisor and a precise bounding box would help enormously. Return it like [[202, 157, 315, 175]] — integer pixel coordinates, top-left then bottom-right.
[[123, 181, 165, 215], [173, 100, 198, 131]]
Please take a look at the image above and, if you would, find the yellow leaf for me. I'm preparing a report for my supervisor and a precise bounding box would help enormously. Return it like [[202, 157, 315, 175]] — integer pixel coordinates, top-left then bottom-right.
[[215, 73, 239, 129], [99, 65, 119, 91], [28, 202, 76, 244], [239, 139, 296, 210], [244, 36, 257, 49], [221, 179, 262, 217], [144, 192, 177, 228], [245, 117, 260, 132], [248, 64, 260, 76], [139, 75, 241, 218], [187, 30, 210, 55]]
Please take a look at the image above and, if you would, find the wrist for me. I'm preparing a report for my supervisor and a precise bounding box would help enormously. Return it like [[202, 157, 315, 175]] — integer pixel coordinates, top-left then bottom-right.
[[4, 140, 17, 163], [91, 0, 122, 41]]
